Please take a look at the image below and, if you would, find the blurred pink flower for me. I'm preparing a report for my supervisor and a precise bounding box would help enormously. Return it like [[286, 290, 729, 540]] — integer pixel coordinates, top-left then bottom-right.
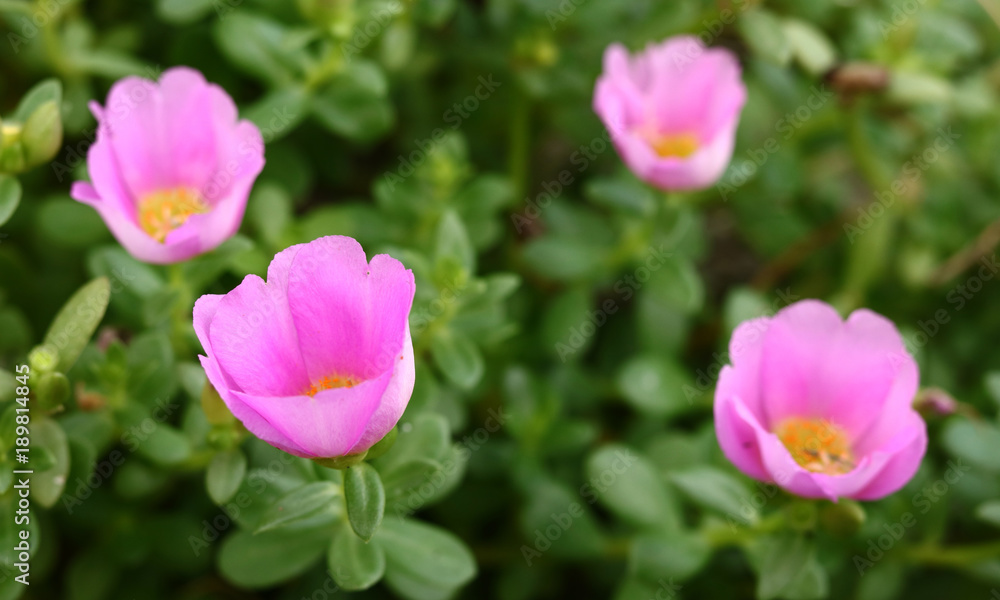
[[593, 36, 746, 191], [71, 67, 264, 264], [194, 236, 416, 459], [714, 300, 927, 501]]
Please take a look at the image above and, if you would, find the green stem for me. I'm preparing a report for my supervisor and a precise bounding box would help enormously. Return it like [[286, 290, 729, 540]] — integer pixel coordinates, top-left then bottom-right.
[[833, 105, 899, 312], [703, 510, 787, 549], [508, 89, 530, 202], [905, 540, 1000, 567], [167, 263, 193, 355]]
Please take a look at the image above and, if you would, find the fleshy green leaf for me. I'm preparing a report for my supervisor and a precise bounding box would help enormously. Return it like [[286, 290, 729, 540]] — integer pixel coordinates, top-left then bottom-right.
[[207, 448, 247, 505], [218, 527, 329, 589], [254, 481, 338, 534], [344, 463, 385, 542], [328, 521, 386, 591], [41, 277, 111, 373], [430, 329, 484, 390], [378, 517, 476, 596], [0, 175, 19, 227], [31, 417, 70, 508]]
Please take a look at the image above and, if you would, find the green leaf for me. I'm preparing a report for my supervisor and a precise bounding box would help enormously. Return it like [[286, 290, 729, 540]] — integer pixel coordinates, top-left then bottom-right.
[[254, 481, 339, 533], [755, 533, 814, 600], [247, 183, 293, 247], [668, 466, 756, 525], [135, 424, 192, 467], [584, 176, 656, 217], [11, 79, 62, 123], [942, 419, 1000, 472], [739, 9, 792, 66], [31, 417, 70, 508], [378, 518, 476, 594], [378, 414, 450, 472], [888, 72, 953, 106], [21, 99, 62, 166], [344, 463, 385, 542], [435, 209, 475, 274], [311, 61, 394, 143], [214, 12, 307, 86], [976, 500, 1000, 528], [155, 0, 214, 23], [522, 236, 608, 282], [36, 197, 109, 248], [0, 175, 19, 226], [585, 444, 681, 532], [328, 521, 386, 591], [782, 18, 837, 76], [207, 448, 247, 505], [218, 527, 329, 589], [519, 478, 605, 561], [430, 329, 484, 390], [856, 561, 904, 600], [617, 355, 695, 418], [41, 277, 111, 373], [243, 87, 309, 145], [629, 532, 711, 583]]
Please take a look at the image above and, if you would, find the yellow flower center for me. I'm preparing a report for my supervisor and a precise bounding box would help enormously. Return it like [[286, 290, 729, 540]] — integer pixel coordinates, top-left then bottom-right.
[[304, 375, 361, 397], [138, 188, 209, 243], [640, 129, 700, 158], [775, 417, 855, 475]]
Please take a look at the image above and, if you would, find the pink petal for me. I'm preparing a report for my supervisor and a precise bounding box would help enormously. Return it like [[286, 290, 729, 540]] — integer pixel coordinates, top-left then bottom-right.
[[714, 381, 769, 481], [206, 247, 310, 397], [348, 328, 415, 454], [199, 355, 310, 457], [286, 236, 415, 383], [234, 367, 394, 459], [757, 300, 844, 428]]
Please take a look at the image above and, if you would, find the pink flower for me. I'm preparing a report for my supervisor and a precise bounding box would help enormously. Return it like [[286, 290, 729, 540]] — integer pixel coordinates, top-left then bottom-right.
[[714, 300, 927, 501], [593, 36, 746, 191], [194, 236, 416, 459], [71, 67, 264, 264]]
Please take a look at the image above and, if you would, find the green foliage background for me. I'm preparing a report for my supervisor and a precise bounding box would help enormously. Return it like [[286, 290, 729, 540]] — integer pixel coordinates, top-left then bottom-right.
[[1, 0, 1000, 598]]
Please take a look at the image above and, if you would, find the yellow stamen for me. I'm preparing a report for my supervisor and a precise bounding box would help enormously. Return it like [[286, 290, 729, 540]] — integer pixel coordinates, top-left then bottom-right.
[[138, 187, 209, 243], [640, 129, 700, 159], [775, 417, 855, 475], [304, 375, 360, 397]]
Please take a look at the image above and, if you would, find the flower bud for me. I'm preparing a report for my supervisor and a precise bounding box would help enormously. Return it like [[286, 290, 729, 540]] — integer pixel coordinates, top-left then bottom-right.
[[820, 499, 866, 538]]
